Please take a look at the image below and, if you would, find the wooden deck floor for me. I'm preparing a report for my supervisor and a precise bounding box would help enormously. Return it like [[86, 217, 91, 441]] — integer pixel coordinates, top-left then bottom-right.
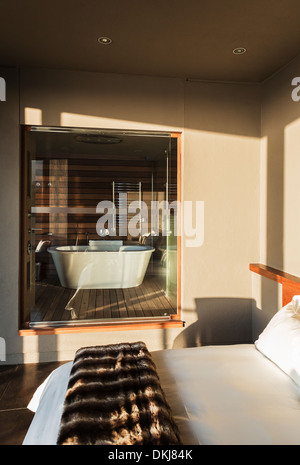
[[30, 277, 176, 323]]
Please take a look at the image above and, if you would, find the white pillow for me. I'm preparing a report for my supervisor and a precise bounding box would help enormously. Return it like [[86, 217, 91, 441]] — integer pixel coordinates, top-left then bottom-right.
[[255, 302, 300, 386]]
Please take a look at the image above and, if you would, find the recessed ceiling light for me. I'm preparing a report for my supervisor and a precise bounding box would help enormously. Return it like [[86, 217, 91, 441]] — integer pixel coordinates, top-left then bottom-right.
[[233, 47, 247, 55], [98, 37, 112, 45]]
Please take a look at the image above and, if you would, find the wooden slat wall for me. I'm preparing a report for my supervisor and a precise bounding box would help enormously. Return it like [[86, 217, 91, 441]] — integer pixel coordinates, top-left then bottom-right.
[[33, 154, 176, 281]]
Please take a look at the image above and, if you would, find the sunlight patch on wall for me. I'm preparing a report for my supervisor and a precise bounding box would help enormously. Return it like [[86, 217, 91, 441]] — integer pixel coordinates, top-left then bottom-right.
[[60, 112, 175, 131], [61, 112, 114, 129], [182, 127, 261, 309], [24, 107, 42, 125], [22, 336, 39, 363], [284, 117, 300, 276], [260, 137, 268, 264]]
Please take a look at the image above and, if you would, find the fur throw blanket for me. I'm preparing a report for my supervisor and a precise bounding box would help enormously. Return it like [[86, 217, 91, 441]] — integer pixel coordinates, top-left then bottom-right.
[[56, 342, 181, 445]]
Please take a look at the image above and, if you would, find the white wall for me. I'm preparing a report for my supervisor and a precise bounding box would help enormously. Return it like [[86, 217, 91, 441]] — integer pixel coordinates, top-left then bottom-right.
[[178, 81, 261, 348], [251, 54, 300, 339], [261, 56, 300, 276], [0, 66, 262, 363]]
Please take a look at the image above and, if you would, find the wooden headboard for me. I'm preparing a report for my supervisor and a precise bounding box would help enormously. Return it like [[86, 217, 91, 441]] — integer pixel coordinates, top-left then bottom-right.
[[250, 264, 300, 307]]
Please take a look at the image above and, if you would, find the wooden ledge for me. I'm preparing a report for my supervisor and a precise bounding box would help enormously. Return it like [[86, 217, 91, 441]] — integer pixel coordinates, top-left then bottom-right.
[[249, 263, 300, 306], [19, 318, 185, 336], [249, 263, 300, 284]]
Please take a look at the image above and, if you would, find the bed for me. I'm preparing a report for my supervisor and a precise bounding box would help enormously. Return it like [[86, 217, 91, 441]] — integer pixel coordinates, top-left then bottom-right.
[[23, 265, 300, 446]]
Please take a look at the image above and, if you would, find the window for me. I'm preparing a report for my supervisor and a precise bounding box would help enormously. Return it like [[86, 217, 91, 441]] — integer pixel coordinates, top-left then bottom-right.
[[20, 126, 182, 333]]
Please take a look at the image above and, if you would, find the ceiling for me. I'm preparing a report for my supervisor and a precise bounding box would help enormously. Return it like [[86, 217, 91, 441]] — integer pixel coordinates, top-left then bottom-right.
[[1, 0, 300, 83]]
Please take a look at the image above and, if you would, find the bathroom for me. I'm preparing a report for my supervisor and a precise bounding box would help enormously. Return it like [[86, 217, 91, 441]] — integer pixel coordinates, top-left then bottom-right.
[[21, 126, 179, 328]]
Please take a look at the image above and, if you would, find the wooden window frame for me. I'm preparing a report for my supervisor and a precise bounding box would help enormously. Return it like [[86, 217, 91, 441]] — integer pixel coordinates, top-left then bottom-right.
[[19, 129, 183, 335]]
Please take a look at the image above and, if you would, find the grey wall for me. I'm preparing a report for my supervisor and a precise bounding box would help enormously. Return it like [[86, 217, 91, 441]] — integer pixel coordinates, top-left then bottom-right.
[[0, 68, 23, 361]]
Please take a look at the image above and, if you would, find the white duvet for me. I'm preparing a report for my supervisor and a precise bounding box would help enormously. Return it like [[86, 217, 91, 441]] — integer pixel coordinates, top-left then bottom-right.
[[23, 344, 300, 445]]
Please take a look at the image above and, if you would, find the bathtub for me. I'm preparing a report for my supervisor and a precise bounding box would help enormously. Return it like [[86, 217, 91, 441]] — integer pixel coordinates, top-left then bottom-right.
[[48, 242, 154, 289]]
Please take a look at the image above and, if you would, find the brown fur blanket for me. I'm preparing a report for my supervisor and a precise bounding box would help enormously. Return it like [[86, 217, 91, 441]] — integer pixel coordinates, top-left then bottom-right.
[[56, 342, 181, 445]]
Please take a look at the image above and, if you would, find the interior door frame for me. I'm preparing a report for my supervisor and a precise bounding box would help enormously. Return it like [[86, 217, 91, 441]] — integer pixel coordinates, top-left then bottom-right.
[[20, 126, 35, 328], [171, 132, 182, 323]]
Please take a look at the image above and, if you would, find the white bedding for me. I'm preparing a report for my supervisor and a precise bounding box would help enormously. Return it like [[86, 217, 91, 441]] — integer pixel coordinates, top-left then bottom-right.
[[23, 344, 300, 445]]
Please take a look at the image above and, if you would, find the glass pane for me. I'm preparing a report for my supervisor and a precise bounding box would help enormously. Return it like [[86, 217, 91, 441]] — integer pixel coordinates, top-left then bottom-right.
[[23, 128, 178, 328]]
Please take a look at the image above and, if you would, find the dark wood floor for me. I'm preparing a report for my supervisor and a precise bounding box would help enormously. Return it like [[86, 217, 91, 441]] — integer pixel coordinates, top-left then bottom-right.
[[0, 361, 65, 445], [31, 276, 176, 323]]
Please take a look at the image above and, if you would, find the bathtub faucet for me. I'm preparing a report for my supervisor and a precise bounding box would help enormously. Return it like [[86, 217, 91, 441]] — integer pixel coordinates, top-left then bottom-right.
[[85, 231, 89, 244]]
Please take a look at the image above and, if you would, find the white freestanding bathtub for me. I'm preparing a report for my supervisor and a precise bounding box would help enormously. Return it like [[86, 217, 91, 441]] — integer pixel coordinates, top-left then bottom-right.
[[48, 242, 154, 289]]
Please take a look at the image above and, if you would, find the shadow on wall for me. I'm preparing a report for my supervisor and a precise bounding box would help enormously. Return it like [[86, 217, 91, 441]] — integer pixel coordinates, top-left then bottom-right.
[[173, 298, 256, 349]]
